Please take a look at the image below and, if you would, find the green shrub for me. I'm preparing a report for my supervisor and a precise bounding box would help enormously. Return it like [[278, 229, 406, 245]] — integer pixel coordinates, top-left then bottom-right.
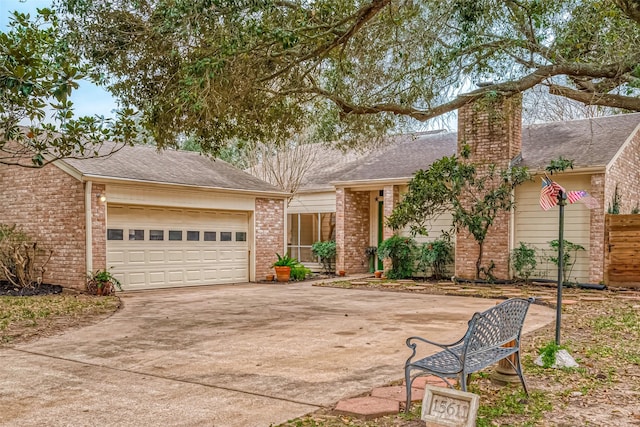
[[311, 241, 336, 274], [290, 264, 312, 281], [377, 235, 417, 279], [549, 239, 585, 284], [510, 242, 537, 282], [272, 253, 298, 267], [417, 235, 453, 280]]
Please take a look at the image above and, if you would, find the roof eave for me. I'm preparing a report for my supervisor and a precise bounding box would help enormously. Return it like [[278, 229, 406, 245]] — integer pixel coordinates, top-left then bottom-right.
[[330, 177, 411, 188], [80, 174, 290, 198]]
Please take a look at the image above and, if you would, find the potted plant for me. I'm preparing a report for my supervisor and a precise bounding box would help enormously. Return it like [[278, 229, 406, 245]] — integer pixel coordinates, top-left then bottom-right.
[[86, 269, 122, 295], [272, 253, 298, 282]]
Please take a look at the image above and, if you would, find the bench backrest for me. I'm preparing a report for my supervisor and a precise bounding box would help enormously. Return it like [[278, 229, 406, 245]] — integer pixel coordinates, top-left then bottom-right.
[[463, 298, 533, 355]]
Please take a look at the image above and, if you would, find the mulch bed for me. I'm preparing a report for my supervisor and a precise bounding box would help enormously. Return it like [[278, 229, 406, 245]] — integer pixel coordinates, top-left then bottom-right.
[[0, 280, 63, 296]]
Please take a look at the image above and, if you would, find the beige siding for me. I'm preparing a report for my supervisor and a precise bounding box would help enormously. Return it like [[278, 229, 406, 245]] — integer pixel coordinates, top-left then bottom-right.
[[288, 191, 336, 213], [514, 175, 592, 283], [406, 212, 455, 245]]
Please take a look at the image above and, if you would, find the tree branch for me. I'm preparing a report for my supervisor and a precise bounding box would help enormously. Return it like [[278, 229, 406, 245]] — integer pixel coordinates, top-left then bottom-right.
[[548, 84, 640, 110]]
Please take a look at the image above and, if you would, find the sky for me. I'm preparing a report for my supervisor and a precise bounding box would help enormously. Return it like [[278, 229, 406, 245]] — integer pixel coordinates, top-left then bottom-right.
[[1, 0, 119, 120]]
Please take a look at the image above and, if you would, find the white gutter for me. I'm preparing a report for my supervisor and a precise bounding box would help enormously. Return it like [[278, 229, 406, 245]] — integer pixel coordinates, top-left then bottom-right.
[[85, 181, 93, 275]]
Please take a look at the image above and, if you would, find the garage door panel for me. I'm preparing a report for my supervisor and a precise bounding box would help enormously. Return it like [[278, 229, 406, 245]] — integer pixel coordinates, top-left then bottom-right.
[[107, 205, 249, 290]]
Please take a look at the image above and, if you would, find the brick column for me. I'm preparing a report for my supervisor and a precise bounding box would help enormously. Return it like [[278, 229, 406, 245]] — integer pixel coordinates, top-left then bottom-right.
[[336, 187, 370, 273], [455, 94, 522, 280], [589, 174, 606, 283], [255, 198, 285, 280], [91, 183, 107, 272]]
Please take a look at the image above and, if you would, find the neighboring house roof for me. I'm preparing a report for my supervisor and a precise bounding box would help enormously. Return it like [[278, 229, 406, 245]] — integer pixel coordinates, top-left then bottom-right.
[[296, 113, 640, 191], [63, 144, 286, 194]]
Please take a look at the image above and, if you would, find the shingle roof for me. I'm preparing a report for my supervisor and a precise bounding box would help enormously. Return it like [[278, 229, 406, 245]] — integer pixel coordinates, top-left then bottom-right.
[[297, 113, 640, 191], [64, 144, 285, 194]]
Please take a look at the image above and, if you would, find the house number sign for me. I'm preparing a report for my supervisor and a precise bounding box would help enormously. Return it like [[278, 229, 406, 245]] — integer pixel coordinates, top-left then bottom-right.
[[421, 386, 479, 427]]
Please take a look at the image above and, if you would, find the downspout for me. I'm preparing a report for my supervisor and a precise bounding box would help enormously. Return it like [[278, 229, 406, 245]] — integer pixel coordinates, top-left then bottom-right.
[[85, 180, 93, 275]]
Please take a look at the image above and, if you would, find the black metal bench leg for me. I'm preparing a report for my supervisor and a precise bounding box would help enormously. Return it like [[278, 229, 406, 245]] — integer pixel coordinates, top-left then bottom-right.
[[404, 368, 412, 414], [514, 351, 529, 396]]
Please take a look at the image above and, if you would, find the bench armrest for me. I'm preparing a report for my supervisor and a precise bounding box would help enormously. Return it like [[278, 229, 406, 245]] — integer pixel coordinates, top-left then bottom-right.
[[405, 335, 464, 365]]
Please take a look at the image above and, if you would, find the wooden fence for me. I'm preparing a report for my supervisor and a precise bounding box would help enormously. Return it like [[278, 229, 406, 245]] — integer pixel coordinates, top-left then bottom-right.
[[605, 214, 640, 288]]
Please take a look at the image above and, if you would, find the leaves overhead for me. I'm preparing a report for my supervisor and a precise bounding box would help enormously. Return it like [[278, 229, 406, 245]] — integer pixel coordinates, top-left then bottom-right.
[[0, 9, 138, 167], [58, 0, 640, 151]]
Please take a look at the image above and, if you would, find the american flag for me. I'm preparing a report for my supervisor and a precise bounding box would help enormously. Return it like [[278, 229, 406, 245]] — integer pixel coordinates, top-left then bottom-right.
[[567, 190, 599, 209], [540, 177, 564, 211]]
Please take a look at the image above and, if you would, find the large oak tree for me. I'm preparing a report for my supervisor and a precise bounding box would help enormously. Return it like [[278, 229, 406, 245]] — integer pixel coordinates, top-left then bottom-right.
[[59, 0, 640, 152]]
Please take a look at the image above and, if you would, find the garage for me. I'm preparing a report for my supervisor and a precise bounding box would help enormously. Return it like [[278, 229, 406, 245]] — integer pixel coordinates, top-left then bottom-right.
[[106, 204, 250, 290]]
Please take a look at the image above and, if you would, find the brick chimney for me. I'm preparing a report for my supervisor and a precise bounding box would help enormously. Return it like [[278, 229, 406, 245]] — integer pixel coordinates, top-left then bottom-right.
[[455, 94, 522, 280]]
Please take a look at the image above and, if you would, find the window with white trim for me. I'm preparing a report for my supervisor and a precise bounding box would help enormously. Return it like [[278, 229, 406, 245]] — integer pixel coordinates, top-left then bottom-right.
[[287, 213, 335, 263]]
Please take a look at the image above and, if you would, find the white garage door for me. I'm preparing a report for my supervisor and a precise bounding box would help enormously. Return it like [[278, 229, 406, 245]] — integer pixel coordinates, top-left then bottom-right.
[[106, 205, 249, 290]]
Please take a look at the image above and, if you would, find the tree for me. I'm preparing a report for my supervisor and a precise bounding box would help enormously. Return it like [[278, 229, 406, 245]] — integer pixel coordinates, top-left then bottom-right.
[[0, 8, 137, 167], [58, 0, 640, 152], [387, 147, 531, 279]]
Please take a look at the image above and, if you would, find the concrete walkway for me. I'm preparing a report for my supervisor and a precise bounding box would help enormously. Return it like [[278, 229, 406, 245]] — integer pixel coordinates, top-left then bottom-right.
[[0, 282, 554, 427]]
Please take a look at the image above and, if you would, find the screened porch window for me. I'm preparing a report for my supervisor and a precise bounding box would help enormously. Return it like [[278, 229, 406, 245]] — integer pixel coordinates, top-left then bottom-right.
[[287, 213, 335, 263]]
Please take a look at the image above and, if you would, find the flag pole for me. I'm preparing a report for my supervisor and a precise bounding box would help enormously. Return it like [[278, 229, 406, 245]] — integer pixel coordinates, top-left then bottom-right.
[[556, 189, 566, 345]]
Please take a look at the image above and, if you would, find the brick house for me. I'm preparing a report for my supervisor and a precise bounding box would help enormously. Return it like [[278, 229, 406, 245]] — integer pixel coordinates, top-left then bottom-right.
[[287, 97, 640, 284], [0, 145, 288, 291]]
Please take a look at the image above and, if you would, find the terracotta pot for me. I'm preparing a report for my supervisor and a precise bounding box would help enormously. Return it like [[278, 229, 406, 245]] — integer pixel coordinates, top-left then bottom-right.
[[266, 274, 275, 282], [374, 271, 383, 278], [338, 270, 346, 277], [274, 266, 291, 282]]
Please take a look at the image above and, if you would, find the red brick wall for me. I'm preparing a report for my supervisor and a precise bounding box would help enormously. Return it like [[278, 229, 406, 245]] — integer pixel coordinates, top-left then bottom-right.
[[0, 163, 87, 288], [254, 198, 285, 279], [336, 188, 370, 273], [455, 95, 522, 279], [589, 174, 606, 283]]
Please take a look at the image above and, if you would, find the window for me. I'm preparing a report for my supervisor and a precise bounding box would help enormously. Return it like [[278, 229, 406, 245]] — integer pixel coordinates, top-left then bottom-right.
[[187, 231, 200, 241], [236, 231, 247, 242], [150, 230, 164, 241], [129, 229, 144, 240], [169, 230, 182, 241], [287, 212, 336, 263], [220, 232, 232, 241], [204, 231, 216, 241], [107, 229, 124, 240]]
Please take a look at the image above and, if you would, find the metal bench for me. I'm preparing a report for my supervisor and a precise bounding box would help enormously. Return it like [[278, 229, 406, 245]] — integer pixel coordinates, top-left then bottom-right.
[[404, 297, 534, 412]]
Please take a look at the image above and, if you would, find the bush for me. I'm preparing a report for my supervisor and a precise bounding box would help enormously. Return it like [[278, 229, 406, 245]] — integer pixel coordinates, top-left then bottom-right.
[[548, 239, 585, 285], [377, 235, 417, 279], [290, 264, 312, 281], [510, 242, 537, 283], [417, 235, 454, 280], [311, 241, 336, 274], [0, 224, 51, 288]]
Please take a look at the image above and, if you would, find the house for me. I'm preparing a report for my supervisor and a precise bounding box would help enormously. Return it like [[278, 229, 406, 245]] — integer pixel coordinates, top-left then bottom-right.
[[287, 96, 640, 284], [0, 144, 288, 291]]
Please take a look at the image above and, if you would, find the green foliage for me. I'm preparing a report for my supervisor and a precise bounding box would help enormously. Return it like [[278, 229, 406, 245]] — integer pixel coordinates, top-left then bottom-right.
[[86, 269, 122, 295], [549, 239, 585, 284], [290, 264, 312, 281], [417, 234, 454, 280], [510, 242, 537, 282], [545, 156, 574, 175], [0, 9, 137, 167], [632, 204, 640, 214], [377, 235, 417, 279], [538, 341, 565, 368], [311, 241, 336, 274], [60, 0, 640, 153], [388, 149, 531, 278], [608, 184, 621, 214], [272, 253, 299, 268]]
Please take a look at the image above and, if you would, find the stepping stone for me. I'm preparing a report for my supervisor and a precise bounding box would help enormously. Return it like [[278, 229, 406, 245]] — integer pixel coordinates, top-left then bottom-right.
[[440, 286, 459, 290], [334, 397, 399, 420], [397, 279, 415, 284], [562, 299, 579, 305], [371, 386, 424, 403], [350, 281, 369, 286], [382, 282, 402, 288], [580, 297, 608, 302], [616, 295, 640, 301], [437, 281, 454, 285], [457, 289, 478, 293], [367, 278, 383, 282], [405, 375, 458, 389], [407, 285, 427, 290]]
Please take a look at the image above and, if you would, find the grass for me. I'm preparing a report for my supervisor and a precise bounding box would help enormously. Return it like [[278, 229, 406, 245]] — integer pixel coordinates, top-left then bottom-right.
[[0, 293, 120, 344]]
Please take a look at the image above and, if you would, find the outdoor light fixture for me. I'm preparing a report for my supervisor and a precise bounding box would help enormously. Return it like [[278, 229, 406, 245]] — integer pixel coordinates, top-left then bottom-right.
[[96, 193, 107, 203]]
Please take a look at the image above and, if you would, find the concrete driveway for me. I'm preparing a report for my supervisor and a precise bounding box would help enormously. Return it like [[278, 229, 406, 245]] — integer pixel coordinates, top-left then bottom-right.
[[0, 282, 553, 427]]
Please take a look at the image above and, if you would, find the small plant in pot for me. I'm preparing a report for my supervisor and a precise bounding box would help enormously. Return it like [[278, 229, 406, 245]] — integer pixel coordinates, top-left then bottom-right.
[[86, 269, 122, 296], [272, 253, 298, 282]]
